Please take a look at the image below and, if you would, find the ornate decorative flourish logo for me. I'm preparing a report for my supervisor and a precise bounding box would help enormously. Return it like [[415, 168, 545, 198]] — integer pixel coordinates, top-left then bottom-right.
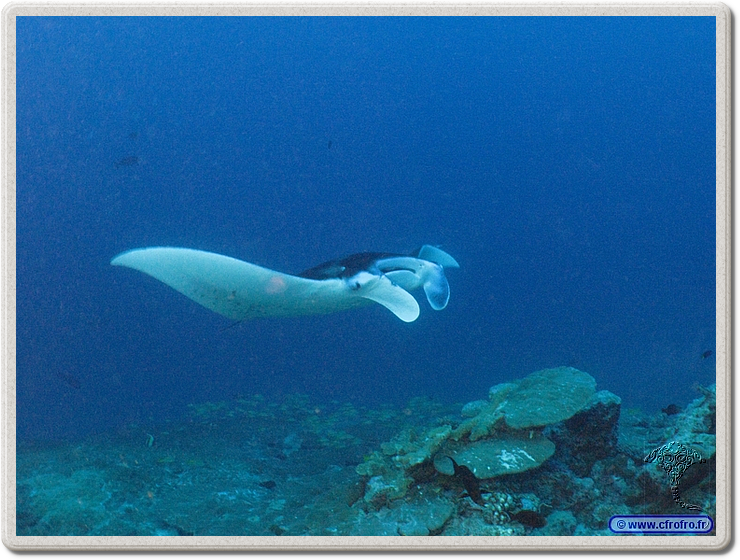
[[644, 441, 706, 511]]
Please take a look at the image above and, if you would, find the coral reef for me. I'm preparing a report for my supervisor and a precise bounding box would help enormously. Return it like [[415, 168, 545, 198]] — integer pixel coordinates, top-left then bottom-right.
[[349, 367, 715, 536], [16, 370, 717, 536], [620, 384, 716, 516], [356, 367, 595, 487]]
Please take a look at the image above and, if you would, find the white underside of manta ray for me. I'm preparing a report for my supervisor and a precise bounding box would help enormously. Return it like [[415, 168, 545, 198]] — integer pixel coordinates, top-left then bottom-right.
[[111, 245, 459, 322]]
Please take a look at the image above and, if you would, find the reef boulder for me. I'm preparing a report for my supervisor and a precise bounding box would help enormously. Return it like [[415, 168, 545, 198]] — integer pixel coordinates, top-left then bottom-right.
[[548, 390, 622, 477], [437, 433, 556, 479], [451, 367, 597, 442], [502, 367, 597, 429]]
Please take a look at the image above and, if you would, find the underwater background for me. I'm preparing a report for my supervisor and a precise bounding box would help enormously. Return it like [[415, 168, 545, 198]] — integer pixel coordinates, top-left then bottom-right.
[[15, 16, 716, 536]]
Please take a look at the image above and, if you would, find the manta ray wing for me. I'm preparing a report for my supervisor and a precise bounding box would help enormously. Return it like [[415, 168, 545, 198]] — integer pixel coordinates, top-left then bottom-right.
[[111, 247, 368, 320]]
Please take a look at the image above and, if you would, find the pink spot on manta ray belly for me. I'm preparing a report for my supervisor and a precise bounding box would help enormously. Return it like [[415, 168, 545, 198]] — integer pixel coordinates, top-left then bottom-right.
[[264, 275, 288, 294]]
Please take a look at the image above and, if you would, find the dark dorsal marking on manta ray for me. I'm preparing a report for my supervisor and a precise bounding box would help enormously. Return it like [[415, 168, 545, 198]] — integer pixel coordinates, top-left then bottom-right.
[[298, 252, 398, 280], [446, 456, 485, 506]]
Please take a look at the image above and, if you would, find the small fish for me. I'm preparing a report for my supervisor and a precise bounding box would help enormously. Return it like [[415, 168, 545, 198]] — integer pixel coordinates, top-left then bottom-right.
[[695, 384, 714, 398], [661, 404, 682, 416], [510, 510, 547, 528], [701, 350, 713, 359], [447, 456, 484, 506], [55, 371, 81, 389], [115, 156, 139, 168], [259, 480, 277, 490]]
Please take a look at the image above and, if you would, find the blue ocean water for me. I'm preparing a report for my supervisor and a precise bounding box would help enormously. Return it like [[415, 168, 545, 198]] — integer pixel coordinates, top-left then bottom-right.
[[16, 16, 715, 443]]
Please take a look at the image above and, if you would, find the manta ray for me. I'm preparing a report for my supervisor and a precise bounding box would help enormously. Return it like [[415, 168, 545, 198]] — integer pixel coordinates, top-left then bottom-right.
[[111, 245, 459, 322]]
